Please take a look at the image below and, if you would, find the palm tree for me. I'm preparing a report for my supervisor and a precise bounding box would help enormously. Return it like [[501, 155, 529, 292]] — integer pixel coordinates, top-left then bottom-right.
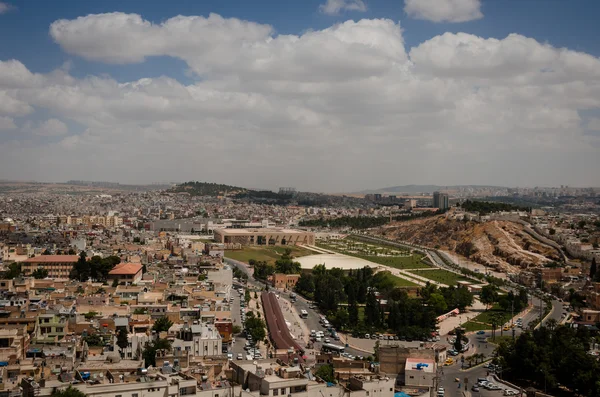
[[545, 318, 558, 331]]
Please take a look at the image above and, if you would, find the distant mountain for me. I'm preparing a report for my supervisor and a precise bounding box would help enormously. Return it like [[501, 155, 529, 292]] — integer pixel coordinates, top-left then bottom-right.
[[167, 181, 248, 196], [357, 184, 506, 194]]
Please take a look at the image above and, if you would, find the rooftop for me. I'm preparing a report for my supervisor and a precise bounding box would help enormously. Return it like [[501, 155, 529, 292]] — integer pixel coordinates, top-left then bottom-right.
[[214, 228, 309, 235], [405, 358, 435, 373], [109, 263, 143, 275], [22, 255, 79, 263]]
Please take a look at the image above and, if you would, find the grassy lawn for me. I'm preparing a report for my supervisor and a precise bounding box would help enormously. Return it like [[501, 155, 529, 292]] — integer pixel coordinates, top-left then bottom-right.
[[225, 245, 313, 265], [376, 270, 419, 287], [462, 305, 513, 331], [317, 240, 431, 270], [408, 269, 477, 285]]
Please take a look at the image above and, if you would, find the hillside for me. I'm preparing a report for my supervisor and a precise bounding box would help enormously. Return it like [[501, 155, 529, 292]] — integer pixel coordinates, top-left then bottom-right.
[[376, 215, 562, 273], [358, 184, 505, 194], [167, 181, 247, 196]]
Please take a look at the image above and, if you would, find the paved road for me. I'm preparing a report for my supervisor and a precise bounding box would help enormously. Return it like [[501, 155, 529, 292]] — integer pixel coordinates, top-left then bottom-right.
[[277, 289, 367, 358], [441, 362, 521, 397]]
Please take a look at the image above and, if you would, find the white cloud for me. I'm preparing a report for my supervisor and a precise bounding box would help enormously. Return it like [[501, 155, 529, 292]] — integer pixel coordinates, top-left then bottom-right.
[[0, 116, 16, 130], [0, 2, 15, 14], [404, 0, 483, 23], [0, 13, 599, 189], [30, 119, 69, 137], [319, 0, 367, 15], [50, 12, 273, 64], [587, 118, 600, 132]]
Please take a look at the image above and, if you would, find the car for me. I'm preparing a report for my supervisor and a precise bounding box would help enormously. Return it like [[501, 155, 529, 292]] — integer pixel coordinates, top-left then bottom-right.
[[503, 391, 516, 396], [364, 334, 370, 339], [477, 330, 486, 335], [438, 387, 444, 394], [315, 337, 322, 342], [237, 353, 243, 360], [324, 338, 331, 343], [471, 386, 480, 392], [333, 334, 340, 341], [371, 335, 377, 339]]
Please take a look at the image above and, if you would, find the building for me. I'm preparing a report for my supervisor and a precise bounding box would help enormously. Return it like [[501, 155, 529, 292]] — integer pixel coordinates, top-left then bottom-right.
[[404, 358, 436, 388], [20, 255, 79, 278], [108, 263, 144, 284], [213, 228, 315, 246], [432, 192, 449, 211], [171, 323, 223, 357], [33, 313, 68, 343], [272, 274, 300, 289], [378, 345, 435, 379]]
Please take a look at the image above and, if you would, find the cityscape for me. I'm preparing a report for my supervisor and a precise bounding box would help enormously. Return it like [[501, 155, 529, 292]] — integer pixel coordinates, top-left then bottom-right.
[[1, 2, 600, 397]]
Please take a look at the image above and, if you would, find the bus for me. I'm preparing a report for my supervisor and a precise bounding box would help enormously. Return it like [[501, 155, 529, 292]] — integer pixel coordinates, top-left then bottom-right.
[[321, 343, 345, 354], [300, 309, 308, 319]]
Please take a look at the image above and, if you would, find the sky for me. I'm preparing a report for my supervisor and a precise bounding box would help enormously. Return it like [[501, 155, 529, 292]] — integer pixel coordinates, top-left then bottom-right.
[[1, 0, 600, 192]]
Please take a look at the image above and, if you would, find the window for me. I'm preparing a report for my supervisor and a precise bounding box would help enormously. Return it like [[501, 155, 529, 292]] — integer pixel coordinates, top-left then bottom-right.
[[273, 390, 278, 396], [280, 389, 285, 395], [116, 395, 122, 397], [132, 394, 138, 397]]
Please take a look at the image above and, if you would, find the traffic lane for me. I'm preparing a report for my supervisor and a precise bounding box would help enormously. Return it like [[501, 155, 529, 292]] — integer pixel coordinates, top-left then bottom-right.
[[278, 290, 367, 357], [441, 364, 518, 397]]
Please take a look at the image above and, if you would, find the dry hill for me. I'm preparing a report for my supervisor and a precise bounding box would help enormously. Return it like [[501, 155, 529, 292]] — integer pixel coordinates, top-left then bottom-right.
[[377, 215, 561, 273]]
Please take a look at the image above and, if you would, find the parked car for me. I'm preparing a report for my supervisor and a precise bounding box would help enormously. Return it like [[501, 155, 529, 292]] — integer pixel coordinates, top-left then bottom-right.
[[471, 386, 480, 392], [503, 391, 516, 396], [476, 330, 486, 335], [236, 353, 243, 360]]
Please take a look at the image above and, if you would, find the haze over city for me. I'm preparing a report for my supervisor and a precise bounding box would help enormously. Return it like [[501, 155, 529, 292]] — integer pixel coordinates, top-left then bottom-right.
[[0, 0, 599, 191]]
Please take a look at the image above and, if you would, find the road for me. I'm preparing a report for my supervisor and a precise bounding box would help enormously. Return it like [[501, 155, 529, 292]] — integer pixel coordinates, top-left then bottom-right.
[[440, 361, 521, 397]]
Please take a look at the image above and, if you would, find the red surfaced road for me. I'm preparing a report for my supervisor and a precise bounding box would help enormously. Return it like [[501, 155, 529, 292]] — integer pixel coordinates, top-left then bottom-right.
[[261, 291, 304, 353]]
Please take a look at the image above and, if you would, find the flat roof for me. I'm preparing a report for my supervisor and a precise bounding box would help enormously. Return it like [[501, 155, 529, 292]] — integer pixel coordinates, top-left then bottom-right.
[[214, 228, 310, 235], [22, 255, 79, 263], [405, 358, 435, 373]]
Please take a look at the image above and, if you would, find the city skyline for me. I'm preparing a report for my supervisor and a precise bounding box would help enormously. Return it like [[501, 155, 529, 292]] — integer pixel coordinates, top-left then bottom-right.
[[1, 0, 600, 191]]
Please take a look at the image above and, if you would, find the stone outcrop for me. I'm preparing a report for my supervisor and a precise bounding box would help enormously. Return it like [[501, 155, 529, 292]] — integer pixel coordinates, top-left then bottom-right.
[[377, 216, 562, 273]]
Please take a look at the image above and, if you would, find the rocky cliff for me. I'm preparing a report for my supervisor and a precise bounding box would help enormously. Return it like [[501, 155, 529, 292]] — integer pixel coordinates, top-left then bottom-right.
[[377, 215, 562, 273]]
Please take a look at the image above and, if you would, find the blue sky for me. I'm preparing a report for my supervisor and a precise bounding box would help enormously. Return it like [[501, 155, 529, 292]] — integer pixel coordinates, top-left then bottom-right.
[[3, 0, 600, 82], [0, 0, 599, 190]]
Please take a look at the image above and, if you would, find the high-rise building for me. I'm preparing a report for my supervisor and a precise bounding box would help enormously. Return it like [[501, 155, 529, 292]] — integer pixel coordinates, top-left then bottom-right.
[[433, 191, 449, 210]]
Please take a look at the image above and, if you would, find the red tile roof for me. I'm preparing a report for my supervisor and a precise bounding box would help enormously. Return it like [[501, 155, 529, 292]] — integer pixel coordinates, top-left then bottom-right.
[[109, 263, 143, 275], [22, 255, 79, 263]]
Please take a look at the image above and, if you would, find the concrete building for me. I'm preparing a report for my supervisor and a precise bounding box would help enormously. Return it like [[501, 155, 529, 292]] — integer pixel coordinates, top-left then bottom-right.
[[213, 228, 314, 246], [20, 255, 79, 278], [109, 263, 144, 284], [432, 192, 449, 211], [33, 313, 68, 343], [272, 274, 300, 290], [171, 323, 223, 357], [404, 358, 436, 388], [378, 345, 435, 380]]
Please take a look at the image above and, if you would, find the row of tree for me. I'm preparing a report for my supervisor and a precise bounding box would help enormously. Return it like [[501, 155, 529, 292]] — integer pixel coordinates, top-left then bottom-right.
[[295, 265, 475, 338], [458, 200, 531, 215], [70, 252, 121, 282], [249, 249, 302, 280], [496, 324, 600, 396]]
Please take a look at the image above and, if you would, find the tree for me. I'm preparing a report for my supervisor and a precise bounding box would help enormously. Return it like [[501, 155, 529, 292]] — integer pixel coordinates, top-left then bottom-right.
[[51, 386, 87, 397], [348, 301, 359, 326], [295, 273, 315, 297], [245, 316, 266, 345], [274, 249, 301, 274], [153, 316, 173, 333], [117, 328, 129, 357], [142, 338, 171, 367], [31, 268, 49, 279], [3, 263, 21, 279], [365, 290, 380, 327], [480, 285, 498, 309], [315, 364, 335, 383], [427, 293, 448, 314], [330, 308, 349, 331], [232, 325, 242, 334], [454, 327, 464, 352]]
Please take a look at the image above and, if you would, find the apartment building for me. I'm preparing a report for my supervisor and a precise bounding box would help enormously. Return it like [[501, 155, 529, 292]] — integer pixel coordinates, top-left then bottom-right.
[[171, 323, 223, 357], [20, 255, 79, 278]]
